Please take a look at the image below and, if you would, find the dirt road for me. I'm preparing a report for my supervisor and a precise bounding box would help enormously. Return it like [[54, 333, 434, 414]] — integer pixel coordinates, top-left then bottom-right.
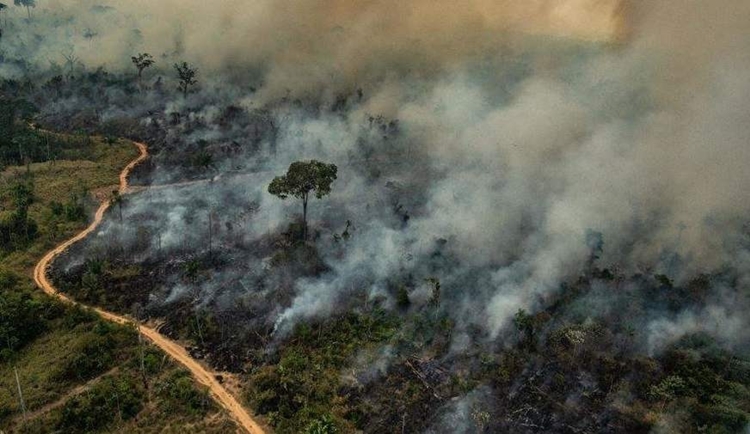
[[32, 142, 266, 434]]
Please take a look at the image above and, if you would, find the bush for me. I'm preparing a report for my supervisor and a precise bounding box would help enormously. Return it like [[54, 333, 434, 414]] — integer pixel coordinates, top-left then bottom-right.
[[306, 415, 338, 434], [0, 292, 47, 361], [648, 375, 686, 402], [57, 376, 143, 433], [247, 313, 396, 432], [139, 347, 166, 375], [57, 321, 136, 381], [0, 209, 39, 252], [57, 334, 115, 381], [396, 286, 410, 310], [0, 268, 19, 288], [155, 369, 212, 415], [62, 305, 100, 329]]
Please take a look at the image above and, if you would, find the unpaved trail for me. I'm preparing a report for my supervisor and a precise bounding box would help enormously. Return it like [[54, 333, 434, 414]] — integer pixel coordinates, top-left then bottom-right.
[[32, 141, 266, 434], [16, 367, 120, 424]]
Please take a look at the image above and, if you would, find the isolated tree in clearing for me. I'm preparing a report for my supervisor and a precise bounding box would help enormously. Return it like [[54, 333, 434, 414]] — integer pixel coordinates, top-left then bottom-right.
[[268, 160, 337, 240]]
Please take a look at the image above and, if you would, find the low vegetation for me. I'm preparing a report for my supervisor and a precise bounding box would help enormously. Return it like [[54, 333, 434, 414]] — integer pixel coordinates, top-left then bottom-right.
[[0, 130, 236, 433], [2, 10, 748, 432]]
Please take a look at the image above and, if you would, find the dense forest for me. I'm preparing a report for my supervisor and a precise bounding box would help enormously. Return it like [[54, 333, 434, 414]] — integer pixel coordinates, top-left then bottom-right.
[[2, 1, 750, 433]]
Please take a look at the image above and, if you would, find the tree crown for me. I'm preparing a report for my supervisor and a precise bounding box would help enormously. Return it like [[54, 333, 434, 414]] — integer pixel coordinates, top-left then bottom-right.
[[131, 53, 155, 71], [174, 62, 197, 86], [268, 160, 338, 200]]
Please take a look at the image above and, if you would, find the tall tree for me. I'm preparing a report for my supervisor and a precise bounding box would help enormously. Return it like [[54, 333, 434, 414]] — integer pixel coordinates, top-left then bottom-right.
[[13, 0, 34, 20], [0, 4, 7, 29], [11, 179, 33, 210], [0, 97, 17, 146], [174, 62, 197, 97], [10, 178, 34, 242], [268, 160, 337, 240], [111, 190, 123, 222], [131, 53, 154, 83], [61, 50, 79, 75]]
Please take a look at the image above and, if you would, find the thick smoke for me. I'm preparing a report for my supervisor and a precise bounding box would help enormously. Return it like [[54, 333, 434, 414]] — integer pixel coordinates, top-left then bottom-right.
[[15, 0, 750, 355], [3, 0, 623, 96]]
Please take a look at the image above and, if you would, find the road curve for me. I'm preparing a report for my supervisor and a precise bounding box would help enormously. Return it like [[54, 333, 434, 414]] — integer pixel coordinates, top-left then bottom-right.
[[32, 141, 266, 434]]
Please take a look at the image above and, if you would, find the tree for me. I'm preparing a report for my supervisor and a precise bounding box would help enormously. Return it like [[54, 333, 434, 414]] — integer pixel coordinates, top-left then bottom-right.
[[191, 150, 213, 171], [111, 190, 123, 222], [174, 62, 197, 97], [61, 50, 79, 75], [0, 4, 7, 28], [1, 178, 37, 247], [268, 160, 337, 240], [131, 53, 154, 83], [513, 309, 537, 349], [0, 97, 18, 149], [585, 229, 604, 267], [11, 179, 33, 210], [396, 286, 410, 310], [306, 415, 338, 434], [13, 0, 34, 20], [425, 277, 441, 308], [471, 406, 491, 432]]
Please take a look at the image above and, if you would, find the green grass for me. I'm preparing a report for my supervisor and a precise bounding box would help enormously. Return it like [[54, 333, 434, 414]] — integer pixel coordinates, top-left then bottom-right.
[[246, 311, 398, 433], [0, 134, 238, 433], [0, 136, 137, 274], [0, 323, 107, 414]]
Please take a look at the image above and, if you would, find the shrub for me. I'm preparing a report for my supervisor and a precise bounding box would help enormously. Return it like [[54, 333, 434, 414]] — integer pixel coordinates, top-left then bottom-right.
[[396, 286, 410, 310], [0, 292, 47, 361], [156, 369, 212, 415], [57, 376, 143, 432], [306, 415, 338, 434]]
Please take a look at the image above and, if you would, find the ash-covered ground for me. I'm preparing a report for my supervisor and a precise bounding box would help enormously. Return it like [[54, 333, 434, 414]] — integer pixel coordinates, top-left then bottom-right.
[[3, 0, 750, 432]]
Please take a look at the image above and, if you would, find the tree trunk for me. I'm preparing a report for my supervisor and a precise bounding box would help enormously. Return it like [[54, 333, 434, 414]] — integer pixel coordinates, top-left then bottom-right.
[[302, 195, 308, 241], [26, 5, 30, 20], [195, 312, 205, 347], [138, 332, 148, 390], [14, 367, 27, 420], [208, 211, 213, 255]]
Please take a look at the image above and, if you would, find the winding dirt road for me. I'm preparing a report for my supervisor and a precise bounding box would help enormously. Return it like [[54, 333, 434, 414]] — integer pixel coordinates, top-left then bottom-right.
[[32, 142, 266, 434]]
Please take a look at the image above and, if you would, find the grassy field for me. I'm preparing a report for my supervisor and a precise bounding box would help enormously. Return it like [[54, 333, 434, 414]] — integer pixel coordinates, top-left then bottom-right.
[[0, 136, 238, 433]]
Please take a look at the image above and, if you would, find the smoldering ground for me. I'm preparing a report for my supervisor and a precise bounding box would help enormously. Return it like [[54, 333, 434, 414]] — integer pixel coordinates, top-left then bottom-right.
[[16, 0, 747, 351], [7, 0, 750, 431]]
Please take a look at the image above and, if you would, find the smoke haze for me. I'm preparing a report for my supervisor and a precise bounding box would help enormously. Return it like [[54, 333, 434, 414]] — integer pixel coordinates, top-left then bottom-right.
[[14, 0, 745, 344]]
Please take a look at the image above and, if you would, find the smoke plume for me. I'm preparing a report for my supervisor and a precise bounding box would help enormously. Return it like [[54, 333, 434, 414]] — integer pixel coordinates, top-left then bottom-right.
[[10, 0, 750, 356]]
